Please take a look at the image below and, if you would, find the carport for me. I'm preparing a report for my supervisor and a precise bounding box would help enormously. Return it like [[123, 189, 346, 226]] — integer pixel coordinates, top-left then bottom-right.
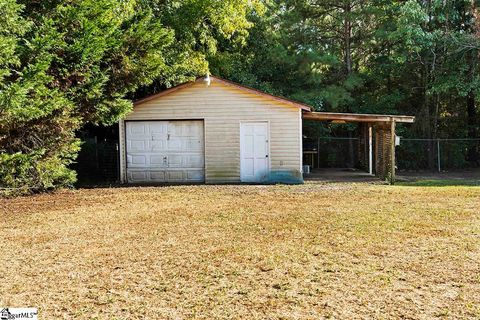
[[302, 112, 415, 183]]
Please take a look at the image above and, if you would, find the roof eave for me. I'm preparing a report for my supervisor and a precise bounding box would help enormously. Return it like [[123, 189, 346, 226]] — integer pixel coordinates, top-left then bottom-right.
[[133, 80, 199, 106], [303, 112, 415, 123], [209, 76, 312, 111]]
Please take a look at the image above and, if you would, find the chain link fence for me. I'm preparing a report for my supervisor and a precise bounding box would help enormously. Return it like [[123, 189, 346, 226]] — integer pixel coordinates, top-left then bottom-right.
[[72, 137, 120, 185], [303, 137, 359, 168], [304, 136, 480, 172], [396, 138, 480, 171]]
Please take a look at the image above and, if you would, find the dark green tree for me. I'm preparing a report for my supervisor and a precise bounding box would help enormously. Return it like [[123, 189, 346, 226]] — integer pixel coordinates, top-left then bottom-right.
[[211, 0, 480, 169], [0, 0, 261, 194]]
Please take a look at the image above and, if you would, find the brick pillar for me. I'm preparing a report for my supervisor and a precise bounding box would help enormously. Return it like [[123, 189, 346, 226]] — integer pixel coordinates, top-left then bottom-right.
[[374, 124, 393, 181]]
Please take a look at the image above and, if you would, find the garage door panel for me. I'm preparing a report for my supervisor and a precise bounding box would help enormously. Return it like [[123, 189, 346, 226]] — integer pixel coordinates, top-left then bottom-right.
[[171, 123, 187, 137], [152, 134, 167, 140], [126, 120, 204, 183], [164, 154, 204, 168], [187, 155, 204, 167], [149, 155, 167, 166], [129, 122, 148, 135], [151, 139, 167, 151], [167, 139, 183, 151], [150, 171, 166, 182], [167, 122, 181, 135], [187, 139, 203, 151], [187, 170, 204, 181], [129, 171, 147, 182], [129, 140, 147, 152], [149, 122, 168, 134], [166, 171, 184, 181], [128, 155, 147, 166], [167, 155, 183, 167]]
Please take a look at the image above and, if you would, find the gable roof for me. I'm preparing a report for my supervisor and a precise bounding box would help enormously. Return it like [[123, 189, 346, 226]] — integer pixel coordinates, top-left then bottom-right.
[[133, 76, 312, 111]]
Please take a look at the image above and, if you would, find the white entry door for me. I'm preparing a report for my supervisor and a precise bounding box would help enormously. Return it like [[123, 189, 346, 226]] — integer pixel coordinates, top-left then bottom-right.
[[126, 120, 204, 183], [240, 122, 269, 182]]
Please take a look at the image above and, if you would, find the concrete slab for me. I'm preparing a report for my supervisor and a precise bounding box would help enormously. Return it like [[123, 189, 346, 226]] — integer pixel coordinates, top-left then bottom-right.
[[304, 168, 382, 183]]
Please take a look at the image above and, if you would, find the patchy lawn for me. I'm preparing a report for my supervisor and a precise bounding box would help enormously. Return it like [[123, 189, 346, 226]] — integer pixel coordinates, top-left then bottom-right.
[[1, 183, 479, 319]]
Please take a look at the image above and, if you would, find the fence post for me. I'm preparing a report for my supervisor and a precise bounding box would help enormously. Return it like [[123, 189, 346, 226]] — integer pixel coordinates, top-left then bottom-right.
[[437, 139, 441, 173], [116, 142, 120, 183], [317, 137, 320, 169]]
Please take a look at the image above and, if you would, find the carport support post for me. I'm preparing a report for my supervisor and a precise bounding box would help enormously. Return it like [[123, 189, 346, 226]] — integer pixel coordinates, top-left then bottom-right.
[[389, 119, 396, 185]]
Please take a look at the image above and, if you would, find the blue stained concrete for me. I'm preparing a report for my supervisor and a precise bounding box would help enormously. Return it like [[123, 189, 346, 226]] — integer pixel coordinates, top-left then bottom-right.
[[266, 169, 304, 184]]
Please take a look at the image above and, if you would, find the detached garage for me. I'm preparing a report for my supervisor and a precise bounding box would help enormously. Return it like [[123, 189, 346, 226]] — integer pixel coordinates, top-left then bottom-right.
[[118, 76, 310, 184]]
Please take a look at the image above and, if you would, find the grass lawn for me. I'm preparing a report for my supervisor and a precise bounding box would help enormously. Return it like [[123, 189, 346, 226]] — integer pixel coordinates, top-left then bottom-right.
[[1, 183, 479, 319]]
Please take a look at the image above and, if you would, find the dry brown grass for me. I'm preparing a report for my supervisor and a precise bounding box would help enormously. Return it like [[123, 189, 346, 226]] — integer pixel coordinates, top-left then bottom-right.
[[1, 183, 479, 319]]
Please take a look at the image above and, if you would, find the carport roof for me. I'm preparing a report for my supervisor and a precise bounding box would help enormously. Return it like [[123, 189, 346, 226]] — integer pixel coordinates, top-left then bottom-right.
[[303, 111, 415, 123]]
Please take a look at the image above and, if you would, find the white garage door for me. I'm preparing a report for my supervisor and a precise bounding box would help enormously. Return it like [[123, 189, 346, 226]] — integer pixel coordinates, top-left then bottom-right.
[[126, 120, 204, 183]]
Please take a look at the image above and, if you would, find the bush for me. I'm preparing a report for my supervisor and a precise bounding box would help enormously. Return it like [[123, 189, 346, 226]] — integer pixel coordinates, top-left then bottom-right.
[[0, 151, 77, 196]]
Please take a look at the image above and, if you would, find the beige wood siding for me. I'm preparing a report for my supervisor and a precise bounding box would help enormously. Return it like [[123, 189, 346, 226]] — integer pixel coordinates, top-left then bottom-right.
[[121, 80, 302, 183]]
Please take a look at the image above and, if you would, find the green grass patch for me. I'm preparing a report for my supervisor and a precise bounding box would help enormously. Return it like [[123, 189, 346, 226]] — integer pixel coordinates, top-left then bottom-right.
[[397, 179, 480, 187]]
